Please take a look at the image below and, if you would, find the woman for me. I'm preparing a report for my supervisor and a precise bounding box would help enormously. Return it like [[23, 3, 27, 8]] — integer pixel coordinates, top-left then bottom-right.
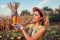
[[14, 7, 49, 40]]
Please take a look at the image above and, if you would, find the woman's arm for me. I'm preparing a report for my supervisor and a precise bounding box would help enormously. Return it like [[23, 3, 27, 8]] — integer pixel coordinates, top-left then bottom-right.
[[22, 27, 46, 40]]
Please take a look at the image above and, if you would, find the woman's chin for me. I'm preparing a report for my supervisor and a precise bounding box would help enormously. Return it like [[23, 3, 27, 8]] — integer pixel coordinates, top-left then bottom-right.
[[32, 20, 36, 23]]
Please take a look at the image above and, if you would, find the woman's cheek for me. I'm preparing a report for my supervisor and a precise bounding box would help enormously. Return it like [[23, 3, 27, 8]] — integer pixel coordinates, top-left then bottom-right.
[[36, 16, 41, 22], [32, 18, 35, 22], [32, 16, 40, 22], [33, 17, 38, 22], [32, 18, 36, 22]]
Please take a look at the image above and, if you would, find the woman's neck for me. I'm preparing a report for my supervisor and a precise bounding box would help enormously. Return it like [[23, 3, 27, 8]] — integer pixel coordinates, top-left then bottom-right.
[[33, 21, 40, 28], [34, 21, 40, 25]]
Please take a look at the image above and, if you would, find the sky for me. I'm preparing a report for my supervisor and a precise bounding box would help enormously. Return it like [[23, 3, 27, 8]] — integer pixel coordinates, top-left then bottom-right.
[[0, 0, 60, 16]]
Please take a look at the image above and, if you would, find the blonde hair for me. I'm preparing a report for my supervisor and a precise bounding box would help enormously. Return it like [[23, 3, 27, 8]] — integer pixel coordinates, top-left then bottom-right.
[[40, 9, 49, 26]]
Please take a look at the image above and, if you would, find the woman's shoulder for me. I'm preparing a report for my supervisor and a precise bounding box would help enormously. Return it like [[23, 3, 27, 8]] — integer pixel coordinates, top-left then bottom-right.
[[36, 25, 45, 30], [29, 24, 45, 28], [36, 25, 46, 32], [38, 25, 44, 28]]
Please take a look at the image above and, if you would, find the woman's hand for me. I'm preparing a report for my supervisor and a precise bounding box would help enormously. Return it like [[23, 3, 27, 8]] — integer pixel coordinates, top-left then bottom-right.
[[12, 24, 24, 30]]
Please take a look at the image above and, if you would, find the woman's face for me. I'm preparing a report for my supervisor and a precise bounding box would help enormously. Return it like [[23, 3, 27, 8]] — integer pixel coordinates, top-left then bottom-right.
[[32, 11, 41, 23]]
